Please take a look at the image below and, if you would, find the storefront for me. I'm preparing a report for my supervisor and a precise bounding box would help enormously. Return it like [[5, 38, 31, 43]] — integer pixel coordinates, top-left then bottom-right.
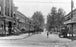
[[64, 18, 76, 40]]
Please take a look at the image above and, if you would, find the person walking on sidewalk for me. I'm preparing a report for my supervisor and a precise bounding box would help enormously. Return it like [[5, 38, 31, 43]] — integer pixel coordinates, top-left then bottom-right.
[[47, 32, 49, 38]]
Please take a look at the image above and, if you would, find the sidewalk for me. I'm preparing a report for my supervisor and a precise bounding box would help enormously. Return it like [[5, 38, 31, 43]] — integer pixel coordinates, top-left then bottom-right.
[[0, 33, 32, 40]]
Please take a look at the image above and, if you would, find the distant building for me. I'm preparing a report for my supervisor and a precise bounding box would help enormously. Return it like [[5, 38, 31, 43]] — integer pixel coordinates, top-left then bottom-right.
[[15, 11, 30, 31]]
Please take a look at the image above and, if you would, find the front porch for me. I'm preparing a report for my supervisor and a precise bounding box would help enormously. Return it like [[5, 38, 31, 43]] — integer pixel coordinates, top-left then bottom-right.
[[0, 16, 16, 36]]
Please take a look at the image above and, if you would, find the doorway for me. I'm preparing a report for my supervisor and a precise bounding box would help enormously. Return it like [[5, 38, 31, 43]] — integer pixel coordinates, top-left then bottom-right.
[[8, 21, 12, 35]]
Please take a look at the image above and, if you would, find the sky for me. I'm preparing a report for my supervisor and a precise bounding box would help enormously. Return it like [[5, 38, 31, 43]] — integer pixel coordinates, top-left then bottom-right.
[[13, 0, 76, 21]]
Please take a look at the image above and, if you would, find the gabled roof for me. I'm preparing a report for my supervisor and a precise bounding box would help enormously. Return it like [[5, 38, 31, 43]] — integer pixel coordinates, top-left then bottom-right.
[[64, 18, 76, 24]]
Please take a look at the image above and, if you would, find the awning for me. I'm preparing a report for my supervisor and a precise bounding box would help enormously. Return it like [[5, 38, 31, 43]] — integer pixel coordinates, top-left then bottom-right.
[[64, 17, 76, 24], [64, 20, 76, 24]]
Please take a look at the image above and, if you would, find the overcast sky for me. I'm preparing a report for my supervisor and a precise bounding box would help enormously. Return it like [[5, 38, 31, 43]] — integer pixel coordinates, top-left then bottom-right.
[[13, 0, 76, 18]]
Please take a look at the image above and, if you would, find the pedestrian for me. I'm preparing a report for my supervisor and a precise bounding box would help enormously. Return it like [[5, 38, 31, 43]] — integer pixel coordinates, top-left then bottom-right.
[[47, 32, 49, 38]]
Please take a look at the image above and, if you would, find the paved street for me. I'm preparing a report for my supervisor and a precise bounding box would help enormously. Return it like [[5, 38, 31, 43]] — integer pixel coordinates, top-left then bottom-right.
[[0, 32, 74, 47]]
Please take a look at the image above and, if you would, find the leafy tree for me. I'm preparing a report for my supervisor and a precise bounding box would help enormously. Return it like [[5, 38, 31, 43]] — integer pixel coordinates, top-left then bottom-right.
[[57, 8, 65, 27], [46, 7, 57, 31], [32, 11, 44, 30], [46, 7, 65, 32]]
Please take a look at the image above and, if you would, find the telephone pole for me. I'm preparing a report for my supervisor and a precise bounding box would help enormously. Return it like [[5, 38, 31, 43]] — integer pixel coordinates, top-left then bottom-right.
[[71, 0, 74, 41]]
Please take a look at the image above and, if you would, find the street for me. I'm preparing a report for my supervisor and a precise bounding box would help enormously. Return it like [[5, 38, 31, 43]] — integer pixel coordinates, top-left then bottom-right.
[[0, 0, 75, 47], [0, 32, 73, 47]]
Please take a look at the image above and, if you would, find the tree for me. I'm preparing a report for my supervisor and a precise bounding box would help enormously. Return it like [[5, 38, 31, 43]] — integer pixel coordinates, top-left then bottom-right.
[[46, 7, 57, 32], [46, 7, 65, 32], [32, 11, 44, 30], [57, 8, 65, 27]]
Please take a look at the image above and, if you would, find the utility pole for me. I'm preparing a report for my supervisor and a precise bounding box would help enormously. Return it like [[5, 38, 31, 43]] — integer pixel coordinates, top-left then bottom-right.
[[71, 0, 74, 41]]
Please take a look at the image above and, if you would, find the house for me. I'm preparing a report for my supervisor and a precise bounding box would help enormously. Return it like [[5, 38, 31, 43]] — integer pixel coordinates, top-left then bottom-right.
[[64, 9, 76, 34]]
